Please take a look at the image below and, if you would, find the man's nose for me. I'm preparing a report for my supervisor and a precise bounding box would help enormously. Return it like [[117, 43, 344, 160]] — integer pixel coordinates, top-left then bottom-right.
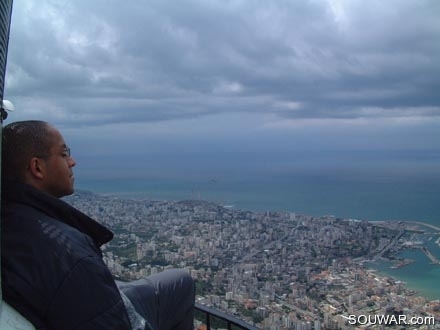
[[68, 156, 76, 167]]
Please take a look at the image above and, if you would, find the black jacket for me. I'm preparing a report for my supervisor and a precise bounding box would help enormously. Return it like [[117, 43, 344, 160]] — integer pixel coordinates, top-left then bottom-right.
[[1, 181, 132, 330]]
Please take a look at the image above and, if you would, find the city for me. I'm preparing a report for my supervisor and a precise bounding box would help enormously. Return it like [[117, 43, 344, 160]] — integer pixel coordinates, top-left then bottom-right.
[[65, 190, 440, 330]]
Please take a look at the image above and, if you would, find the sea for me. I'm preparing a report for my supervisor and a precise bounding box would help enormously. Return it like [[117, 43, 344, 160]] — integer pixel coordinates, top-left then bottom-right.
[[76, 169, 440, 300]]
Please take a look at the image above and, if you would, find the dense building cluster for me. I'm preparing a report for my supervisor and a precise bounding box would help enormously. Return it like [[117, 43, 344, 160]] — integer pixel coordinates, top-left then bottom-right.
[[65, 191, 440, 329]]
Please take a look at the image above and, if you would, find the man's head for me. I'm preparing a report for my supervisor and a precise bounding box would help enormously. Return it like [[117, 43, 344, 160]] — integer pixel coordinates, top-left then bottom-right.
[[2, 120, 76, 198]]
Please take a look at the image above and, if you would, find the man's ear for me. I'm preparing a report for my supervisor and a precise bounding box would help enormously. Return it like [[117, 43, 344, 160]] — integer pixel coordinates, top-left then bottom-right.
[[28, 157, 46, 180]]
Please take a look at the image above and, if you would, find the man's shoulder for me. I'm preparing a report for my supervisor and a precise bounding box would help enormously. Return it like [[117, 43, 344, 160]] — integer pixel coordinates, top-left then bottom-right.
[[2, 201, 99, 258], [2, 200, 45, 217], [2, 200, 106, 297], [3, 201, 69, 233], [2, 201, 52, 234], [1, 203, 126, 330]]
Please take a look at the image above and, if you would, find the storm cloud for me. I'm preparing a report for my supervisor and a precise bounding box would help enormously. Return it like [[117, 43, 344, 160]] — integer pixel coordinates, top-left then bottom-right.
[[2, 0, 440, 182], [5, 0, 439, 127]]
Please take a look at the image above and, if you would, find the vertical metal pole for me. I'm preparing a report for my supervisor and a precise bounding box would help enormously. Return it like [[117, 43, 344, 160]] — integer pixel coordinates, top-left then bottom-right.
[[0, 0, 14, 300], [0, 0, 13, 111], [206, 312, 211, 330]]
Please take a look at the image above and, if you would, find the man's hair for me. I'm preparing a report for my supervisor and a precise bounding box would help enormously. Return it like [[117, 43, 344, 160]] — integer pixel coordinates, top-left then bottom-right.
[[2, 120, 53, 182]]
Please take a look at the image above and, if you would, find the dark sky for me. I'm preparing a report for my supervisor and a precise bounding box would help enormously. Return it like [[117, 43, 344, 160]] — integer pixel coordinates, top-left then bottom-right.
[[4, 0, 440, 180]]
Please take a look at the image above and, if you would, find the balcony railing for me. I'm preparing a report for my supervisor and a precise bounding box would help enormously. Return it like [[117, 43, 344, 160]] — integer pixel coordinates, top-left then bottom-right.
[[194, 303, 260, 330]]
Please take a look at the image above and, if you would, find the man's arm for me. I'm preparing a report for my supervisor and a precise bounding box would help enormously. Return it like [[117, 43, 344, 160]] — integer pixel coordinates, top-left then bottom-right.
[[46, 256, 132, 330]]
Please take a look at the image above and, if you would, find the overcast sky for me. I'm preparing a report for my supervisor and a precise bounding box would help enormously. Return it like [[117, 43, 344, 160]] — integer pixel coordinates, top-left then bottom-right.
[[4, 0, 440, 180]]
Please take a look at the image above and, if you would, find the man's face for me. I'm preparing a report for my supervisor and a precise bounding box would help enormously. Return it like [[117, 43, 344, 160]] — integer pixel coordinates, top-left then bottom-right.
[[41, 127, 76, 198]]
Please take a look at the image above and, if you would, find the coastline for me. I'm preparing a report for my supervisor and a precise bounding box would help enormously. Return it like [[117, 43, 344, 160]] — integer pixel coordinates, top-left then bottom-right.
[[76, 173, 440, 224], [366, 258, 440, 301], [65, 189, 440, 327], [75, 175, 440, 302], [359, 220, 440, 301]]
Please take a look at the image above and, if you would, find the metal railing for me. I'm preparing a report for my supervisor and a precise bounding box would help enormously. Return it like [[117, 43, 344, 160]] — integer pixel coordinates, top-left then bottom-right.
[[194, 303, 260, 330]]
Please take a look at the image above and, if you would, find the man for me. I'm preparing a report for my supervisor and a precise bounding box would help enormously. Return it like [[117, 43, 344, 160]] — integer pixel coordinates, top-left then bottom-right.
[[1, 120, 195, 330]]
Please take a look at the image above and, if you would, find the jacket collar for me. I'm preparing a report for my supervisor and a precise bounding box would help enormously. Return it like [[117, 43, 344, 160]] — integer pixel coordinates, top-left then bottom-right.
[[2, 180, 113, 247]]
